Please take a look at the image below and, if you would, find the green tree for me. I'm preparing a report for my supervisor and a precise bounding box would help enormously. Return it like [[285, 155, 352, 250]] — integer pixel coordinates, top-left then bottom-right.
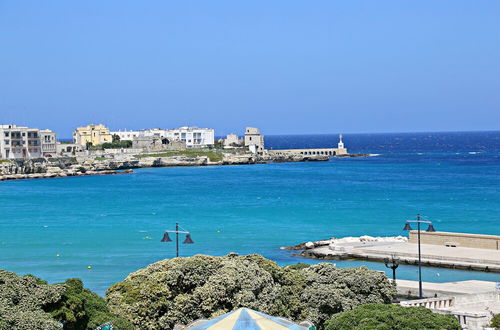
[[325, 303, 461, 330], [106, 254, 396, 329], [490, 313, 500, 329], [47, 278, 133, 330], [0, 270, 65, 330], [0, 270, 132, 330]]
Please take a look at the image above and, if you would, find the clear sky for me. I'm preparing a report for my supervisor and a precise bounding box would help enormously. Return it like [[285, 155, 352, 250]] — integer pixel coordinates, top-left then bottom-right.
[[0, 1, 499, 137]]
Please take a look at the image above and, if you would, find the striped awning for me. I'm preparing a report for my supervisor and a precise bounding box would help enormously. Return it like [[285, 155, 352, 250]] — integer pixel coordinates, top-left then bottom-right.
[[186, 308, 310, 330]]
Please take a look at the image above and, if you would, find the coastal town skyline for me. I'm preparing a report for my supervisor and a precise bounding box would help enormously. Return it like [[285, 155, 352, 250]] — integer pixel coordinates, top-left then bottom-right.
[[1, 1, 499, 136], [1, 120, 499, 141], [2, 2, 500, 329]]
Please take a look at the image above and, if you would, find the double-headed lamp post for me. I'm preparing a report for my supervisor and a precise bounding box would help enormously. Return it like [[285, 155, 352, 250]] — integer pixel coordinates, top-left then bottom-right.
[[384, 254, 400, 284], [160, 223, 194, 257], [403, 214, 436, 299]]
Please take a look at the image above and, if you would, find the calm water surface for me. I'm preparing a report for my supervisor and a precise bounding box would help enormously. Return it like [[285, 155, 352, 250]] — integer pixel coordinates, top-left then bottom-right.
[[1, 131, 499, 295]]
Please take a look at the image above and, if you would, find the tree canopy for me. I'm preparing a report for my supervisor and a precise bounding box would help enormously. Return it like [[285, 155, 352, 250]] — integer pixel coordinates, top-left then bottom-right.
[[0, 270, 64, 330], [106, 253, 396, 329], [325, 303, 461, 330], [0, 270, 131, 330]]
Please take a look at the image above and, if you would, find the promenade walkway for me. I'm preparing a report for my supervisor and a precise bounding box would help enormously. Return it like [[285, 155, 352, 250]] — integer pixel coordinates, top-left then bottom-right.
[[396, 279, 497, 297], [307, 242, 500, 272]]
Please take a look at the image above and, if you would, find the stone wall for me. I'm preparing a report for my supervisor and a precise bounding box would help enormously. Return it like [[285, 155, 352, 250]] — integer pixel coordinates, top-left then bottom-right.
[[409, 231, 500, 250]]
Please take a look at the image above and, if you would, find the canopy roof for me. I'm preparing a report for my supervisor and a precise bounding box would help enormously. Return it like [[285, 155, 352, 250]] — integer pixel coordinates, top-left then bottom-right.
[[186, 308, 310, 330]]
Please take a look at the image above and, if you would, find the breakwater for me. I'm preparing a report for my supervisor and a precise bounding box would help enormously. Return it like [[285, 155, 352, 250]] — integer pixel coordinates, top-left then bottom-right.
[[286, 235, 500, 273]]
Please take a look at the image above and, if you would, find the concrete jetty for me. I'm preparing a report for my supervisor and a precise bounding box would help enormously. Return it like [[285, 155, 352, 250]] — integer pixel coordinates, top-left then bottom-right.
[[288, 233, 500, 272]]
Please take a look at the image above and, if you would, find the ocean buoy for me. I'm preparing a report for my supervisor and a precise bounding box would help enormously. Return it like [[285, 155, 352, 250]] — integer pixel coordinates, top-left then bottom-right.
[[87, 266, 92, 270], [56, 254, 60, 257]]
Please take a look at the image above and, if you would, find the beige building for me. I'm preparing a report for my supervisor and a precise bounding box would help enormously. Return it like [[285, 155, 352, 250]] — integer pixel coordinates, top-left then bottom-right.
[[224, 134, 242, 148], [73, 124, 113, 148], [40, 129, 57, 157], [56, 142, 83, 155], [132, 135, 186, 152], [244, 127, 265, 154]]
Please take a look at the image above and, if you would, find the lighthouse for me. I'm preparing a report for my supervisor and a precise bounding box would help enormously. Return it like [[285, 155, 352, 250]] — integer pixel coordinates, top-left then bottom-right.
[[338, 134, 344, 149]]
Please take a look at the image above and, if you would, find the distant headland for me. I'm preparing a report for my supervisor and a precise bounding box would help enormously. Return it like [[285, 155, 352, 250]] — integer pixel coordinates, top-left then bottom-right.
[[0, 123, 367, 181]]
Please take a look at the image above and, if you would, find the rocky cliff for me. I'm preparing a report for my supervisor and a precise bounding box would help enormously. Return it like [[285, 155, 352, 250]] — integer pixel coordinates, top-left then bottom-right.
[[0, 152, 329, 181]]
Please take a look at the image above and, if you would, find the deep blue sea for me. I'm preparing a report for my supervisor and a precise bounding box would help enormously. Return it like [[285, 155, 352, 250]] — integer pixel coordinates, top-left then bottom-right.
[[1, 131, 499, 295]]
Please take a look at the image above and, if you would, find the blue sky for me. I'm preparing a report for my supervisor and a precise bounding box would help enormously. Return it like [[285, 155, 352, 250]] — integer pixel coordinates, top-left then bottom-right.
[[0, 1, 499, 137]]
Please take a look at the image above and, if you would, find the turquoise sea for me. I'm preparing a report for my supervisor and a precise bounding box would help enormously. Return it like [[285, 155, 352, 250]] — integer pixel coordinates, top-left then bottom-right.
[[1, 131, 499, 295]]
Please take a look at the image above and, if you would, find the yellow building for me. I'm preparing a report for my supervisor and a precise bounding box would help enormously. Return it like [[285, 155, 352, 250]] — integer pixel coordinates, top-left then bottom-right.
[[73, 124, 113, 147]]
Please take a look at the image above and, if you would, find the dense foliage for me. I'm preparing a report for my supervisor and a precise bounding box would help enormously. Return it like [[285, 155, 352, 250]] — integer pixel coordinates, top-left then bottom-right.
[[0, 270, 131, 330], [491, 313, 500, 329], [47, 278, 133, 330], [0, 270, 64, 330], [325, 303, 461, 330], [92, 140, 133, 150], [106, 254, 396, 329]]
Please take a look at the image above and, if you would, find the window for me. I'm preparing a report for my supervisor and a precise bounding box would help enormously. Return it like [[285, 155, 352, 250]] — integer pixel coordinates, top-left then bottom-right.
[[4, 132, 8, 137]]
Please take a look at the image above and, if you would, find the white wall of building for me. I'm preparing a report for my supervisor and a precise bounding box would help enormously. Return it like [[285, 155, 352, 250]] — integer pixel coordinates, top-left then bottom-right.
[[111, 127, 215, 148], [0, 124, 56, 159]]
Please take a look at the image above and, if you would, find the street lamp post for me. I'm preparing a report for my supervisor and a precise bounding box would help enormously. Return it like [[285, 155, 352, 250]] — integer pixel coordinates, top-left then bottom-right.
[[160, 223, 194, 257], [403, 214, 436, 299], [384, 254, 400, 283]]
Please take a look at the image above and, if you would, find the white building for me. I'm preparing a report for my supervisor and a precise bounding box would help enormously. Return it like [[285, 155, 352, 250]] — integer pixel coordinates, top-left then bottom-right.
[[111, 130, 141, 142], [0, 124, 57, 159], [111, 127, 214, 148]]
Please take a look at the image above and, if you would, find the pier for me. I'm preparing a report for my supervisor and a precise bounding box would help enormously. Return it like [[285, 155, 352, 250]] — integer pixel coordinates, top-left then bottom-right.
[[268, 133, 349, 157], [268, 147, 346, 157], [289, 233, 500, 272]]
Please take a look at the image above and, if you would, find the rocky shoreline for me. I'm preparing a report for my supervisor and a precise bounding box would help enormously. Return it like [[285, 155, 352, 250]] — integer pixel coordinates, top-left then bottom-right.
[[0, 152, 339, 181], [282, 235, 409, 256]]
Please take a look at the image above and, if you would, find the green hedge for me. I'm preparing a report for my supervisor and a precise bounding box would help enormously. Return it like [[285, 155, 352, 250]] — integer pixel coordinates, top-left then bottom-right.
[[325, 303, 461, 330]]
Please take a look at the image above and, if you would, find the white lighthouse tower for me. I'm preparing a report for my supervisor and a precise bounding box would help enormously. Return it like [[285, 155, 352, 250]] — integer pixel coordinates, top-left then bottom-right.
[[336, 134, 347, 155]]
